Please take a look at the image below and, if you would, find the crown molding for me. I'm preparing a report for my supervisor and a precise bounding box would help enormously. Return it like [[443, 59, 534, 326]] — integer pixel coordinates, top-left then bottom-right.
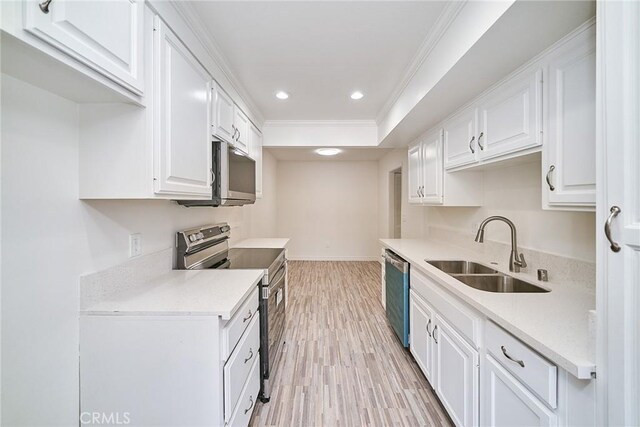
[[263, 120, 378, 128], [170, 1, 265, 126], [375, 0, 467, 124]]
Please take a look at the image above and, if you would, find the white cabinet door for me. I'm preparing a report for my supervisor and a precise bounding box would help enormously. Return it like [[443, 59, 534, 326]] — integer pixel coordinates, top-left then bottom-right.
[[212, 83, 235, 143], [545, 29, 596, 208], [444, 107, 477, 170], [434, 315, 479, 427], [477, 69, 542, 161], [249, 124, 263, 199], [482, 355, 557, 427], [233, 107, 249, 153], [409, 290, 435, 383], [408, 143, 423, 204], [153, 17, 212, 197], [421, 129, 444, 205], [24, 0, 144, 94]]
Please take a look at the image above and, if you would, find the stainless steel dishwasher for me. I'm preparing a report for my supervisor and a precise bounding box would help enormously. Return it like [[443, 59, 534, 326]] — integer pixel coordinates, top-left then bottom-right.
[[383, 250, 409, 347]]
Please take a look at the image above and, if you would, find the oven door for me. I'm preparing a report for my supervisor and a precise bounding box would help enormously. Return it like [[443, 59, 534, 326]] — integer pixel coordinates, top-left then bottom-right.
[[259, 262, 286, 400], [222, 142, 256, 202]]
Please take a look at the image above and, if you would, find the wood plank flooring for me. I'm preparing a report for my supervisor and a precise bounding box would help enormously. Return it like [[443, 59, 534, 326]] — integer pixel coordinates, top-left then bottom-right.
[[250, 261, 452, 427]]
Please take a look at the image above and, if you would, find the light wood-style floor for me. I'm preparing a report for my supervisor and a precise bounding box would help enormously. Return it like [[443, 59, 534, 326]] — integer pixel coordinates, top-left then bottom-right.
[[250, 261, 452, 427]]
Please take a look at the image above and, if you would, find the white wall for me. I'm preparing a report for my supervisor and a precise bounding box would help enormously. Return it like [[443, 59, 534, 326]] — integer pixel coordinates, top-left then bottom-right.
[[276, 161, 378, 260], [422, 160, 596, 262], [0, 75, 277, 426], [377, 148, 425, 240], [263, 120, 378, 147]]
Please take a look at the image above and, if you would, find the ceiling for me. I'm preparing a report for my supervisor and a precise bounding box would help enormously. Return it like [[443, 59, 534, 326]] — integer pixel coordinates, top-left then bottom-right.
[[266, 147, 393, 162], [190, 1, 448, 121]]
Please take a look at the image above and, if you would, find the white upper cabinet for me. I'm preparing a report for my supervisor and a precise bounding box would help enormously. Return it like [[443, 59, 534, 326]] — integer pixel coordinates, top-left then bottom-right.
[[477, 68, 543, 161], [153, 17, 212, 197], [211, 82, 235, 143], [233, 106, 250, 153], [421, 130, 444, 204], [443, 106, 477, 170], [24, 0, 144, 95], [249, 124, 263, 199], [544, 26, 596, 209], [408, 144, 423, 204]]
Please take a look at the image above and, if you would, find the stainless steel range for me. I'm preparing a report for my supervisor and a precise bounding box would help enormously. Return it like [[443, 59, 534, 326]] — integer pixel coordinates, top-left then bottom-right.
[[175, 223, 286, 402]]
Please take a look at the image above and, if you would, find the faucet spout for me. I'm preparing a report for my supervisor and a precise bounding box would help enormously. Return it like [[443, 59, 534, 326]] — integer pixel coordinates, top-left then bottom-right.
[[474, 216, 527, 273]]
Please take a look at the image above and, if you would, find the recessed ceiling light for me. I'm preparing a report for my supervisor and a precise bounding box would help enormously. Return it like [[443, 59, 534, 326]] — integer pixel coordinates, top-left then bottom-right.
[[275, 91, 289, 100], [350, 91, 364, 100], [315, 148, 342, 156]]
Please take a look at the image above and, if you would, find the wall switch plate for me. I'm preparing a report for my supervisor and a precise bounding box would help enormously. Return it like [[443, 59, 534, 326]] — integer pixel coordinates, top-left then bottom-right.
[[129, 233, 141, 257]]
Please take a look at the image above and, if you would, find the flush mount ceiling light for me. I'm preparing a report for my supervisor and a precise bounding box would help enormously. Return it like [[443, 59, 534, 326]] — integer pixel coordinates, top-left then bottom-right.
[[350, 91, 364, 100], [275, 91, 289, 100], [315, 148, 342, 156]]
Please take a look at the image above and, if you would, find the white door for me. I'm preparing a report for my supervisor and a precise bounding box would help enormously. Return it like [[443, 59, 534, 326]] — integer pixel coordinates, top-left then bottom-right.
[[434, 315, 479, 427], [545, 27, 596, 208], [249, 124, 263, 199], [597, 2, 640, 426], [409, 291, 435, 383], [421, 129, 444, 205], [443, 107, 477, 170], [153, 17, 211, 197], [482, 355, 557, 427], [477, 69, 542, 161], [24, 0, 144, 94], [233, 107, 249, 153], [212, 83, 235, 143], [408, 143, 423, 204]]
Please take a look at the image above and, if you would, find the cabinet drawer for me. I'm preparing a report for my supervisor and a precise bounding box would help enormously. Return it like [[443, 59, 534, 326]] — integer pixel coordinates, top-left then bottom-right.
[[410, 270, 481, 347], [222, 287, 260, 361], [224, 314, 260, 422], [485, 321, 557, 408], [227, 354, 261, 427]]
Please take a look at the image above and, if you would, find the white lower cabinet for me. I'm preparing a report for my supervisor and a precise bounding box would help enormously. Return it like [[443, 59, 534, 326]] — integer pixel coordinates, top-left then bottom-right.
[[482, 355, 557, 427], [409, 290, 435, 382], [434, 314, 479, 427]]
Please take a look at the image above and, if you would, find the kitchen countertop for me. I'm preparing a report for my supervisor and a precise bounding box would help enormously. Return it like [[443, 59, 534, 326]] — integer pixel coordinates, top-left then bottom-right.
[[380, 238, 596, 379], [233, 238, 290, 249], [81, 269, 264, 320]]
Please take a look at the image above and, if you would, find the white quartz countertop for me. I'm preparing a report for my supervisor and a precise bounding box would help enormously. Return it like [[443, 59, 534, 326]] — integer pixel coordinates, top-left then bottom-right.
[[380, 238, 595, 379], [233, 238, 290, 249], [81, 269, 264, 320]]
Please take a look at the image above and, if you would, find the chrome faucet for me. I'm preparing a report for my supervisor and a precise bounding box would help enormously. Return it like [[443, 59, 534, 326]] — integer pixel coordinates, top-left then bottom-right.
[[475, 216, 527, 273]]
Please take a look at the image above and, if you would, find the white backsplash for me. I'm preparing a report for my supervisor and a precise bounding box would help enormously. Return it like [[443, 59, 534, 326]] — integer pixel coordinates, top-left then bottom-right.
[[79, 248, 173, 310], [426, 226, 596, 290]]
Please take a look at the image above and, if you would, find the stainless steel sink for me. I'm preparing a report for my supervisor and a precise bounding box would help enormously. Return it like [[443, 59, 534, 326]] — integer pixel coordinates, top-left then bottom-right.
[[426, 260, 498, 275], [451, 274, 549, 293]]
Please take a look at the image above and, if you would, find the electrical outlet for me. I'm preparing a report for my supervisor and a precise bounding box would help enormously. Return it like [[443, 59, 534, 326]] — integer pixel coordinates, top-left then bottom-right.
[[129, 233, 141, 257]]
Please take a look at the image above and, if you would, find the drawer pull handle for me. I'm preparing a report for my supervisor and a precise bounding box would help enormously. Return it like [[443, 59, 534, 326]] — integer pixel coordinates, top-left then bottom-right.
[[546, 165, 555, 191], [39, 0, 52, 13], [244, 395, 255, 414], [244, 347, 254, 364], [468, 136, 476, 154], [433, 325, 438, 344], [243, 310, 252, 323], [426, 319, 432, 337], [501, 345, 525, 367], [604, 206, 621, 253], [478, 132, 485, 150]]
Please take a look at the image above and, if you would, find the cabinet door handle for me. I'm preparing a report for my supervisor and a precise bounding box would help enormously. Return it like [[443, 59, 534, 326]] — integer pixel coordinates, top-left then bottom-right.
[[244, 395, 255, 414], [426, 319, 432, 337], [501, 345, 525, 367], [605, 206, 622, 253], [477, 132, 484, 150], [244, 347, 254, 364], [242, 310, 252, 323], [433, 325, 438, 344], [546, 165, 555, 191], [39, 0, 52, 13], [469, 136, 476, 154]]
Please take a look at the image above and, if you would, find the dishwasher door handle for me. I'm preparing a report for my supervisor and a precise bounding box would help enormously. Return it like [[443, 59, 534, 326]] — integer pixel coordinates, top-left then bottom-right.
[[383, 252, 408, 273]]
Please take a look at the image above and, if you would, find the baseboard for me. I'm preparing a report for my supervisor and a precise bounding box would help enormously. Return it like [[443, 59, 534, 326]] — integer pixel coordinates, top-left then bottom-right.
[[288, 256, 379, 262]]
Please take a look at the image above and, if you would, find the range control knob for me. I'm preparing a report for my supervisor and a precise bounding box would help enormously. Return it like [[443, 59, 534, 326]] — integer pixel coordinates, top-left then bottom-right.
[[189, 234, 197, 242], [197, 232, 204, 240]]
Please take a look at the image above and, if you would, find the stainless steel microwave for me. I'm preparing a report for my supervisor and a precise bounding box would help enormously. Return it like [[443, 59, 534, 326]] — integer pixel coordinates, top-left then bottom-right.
[[178, 141, 256, 207]]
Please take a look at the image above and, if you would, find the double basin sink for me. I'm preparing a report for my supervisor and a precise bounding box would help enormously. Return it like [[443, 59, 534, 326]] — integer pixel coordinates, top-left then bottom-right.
[[425, 260, 549, 293]]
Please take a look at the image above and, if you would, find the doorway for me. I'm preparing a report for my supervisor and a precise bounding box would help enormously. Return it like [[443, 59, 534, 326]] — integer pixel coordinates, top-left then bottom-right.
[[389, 168, 402, 238]]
